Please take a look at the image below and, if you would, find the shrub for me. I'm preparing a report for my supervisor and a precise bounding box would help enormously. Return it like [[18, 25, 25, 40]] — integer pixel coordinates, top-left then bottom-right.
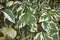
[[0, 0, 60, 40]]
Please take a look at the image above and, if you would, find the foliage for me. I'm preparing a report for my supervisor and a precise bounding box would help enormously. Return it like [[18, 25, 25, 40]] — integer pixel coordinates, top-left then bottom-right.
[[0, 0, 60, 40]]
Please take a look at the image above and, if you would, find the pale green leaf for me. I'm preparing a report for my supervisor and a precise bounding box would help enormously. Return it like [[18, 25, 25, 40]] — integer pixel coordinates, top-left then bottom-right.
[[20, 13, 30, 24], [30, 15, 36, 24], [6, 1, 14, 7], [1, 27, 17, 39]]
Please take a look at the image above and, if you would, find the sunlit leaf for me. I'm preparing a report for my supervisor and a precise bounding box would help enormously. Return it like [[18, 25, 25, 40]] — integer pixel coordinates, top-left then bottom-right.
[[6, 1, 14, 7], [2, 27, 17, 39]]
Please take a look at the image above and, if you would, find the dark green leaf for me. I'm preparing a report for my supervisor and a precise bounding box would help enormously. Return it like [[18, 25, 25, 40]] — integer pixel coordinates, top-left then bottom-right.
[[3, 9, 15, 23], [0, 5, 4, 9]]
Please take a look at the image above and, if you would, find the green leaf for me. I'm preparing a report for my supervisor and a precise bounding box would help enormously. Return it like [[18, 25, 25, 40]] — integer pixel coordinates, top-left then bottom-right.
[[12, 3, 20, 11], [17, 5, 22, 12], [34, 32, 42, 40], [20, 13, 30, 24], [39, 13, 49, 22], [49, 30, 58, 35], [42, 21, 49, 32], [34, 32, 52, 40], [51, 16, 57, 22], [18, 20, 25, 28], [34, 31, 59, 40], [43, 33, 53, 40], [49, 22, 57, 30], [49, 30, 59, 40], [30, 23, 37, 32], [6, 1, 14, 7], [30, 15, 36, 24], [0, 5, 4, 9], [52, 33, 59, 40], [18, 9, 32, 28], [3, 9, 15, 23], [20, 9, 32, 23], [56, 12, 60, 17]]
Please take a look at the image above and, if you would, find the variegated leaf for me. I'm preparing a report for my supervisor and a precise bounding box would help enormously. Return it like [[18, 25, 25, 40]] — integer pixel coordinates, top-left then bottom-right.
[[3, 9, 15, 23]]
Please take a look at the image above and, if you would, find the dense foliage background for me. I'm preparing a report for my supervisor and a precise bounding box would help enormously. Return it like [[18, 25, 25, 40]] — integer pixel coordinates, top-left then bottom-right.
[[0, 0, 60, 40]]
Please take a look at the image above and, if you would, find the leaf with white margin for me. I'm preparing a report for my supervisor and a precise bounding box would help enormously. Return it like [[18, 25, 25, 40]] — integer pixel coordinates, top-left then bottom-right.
[[30, 23, 37, 32], [49, 30, 59, 40], [49, 21, 58, 30], [34, 32, 44, 40], [56, 13, 60, 17], [3, 9, 15, 23], [6, 1, 14, 7], [17, 6, 22, 12], [1, 27, 17, 39], [0, 5, 4, 9], [42, 21, 50, 32], [14, 1, 21, 4], [55, 10, 60, 17], [51, 16, 57, 22], [52, 32, 59, 40], [53, 15, 59, 21], [49, 23, 57, 30], [34, 32, 53, 40], [39, 13, 49, 22]]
